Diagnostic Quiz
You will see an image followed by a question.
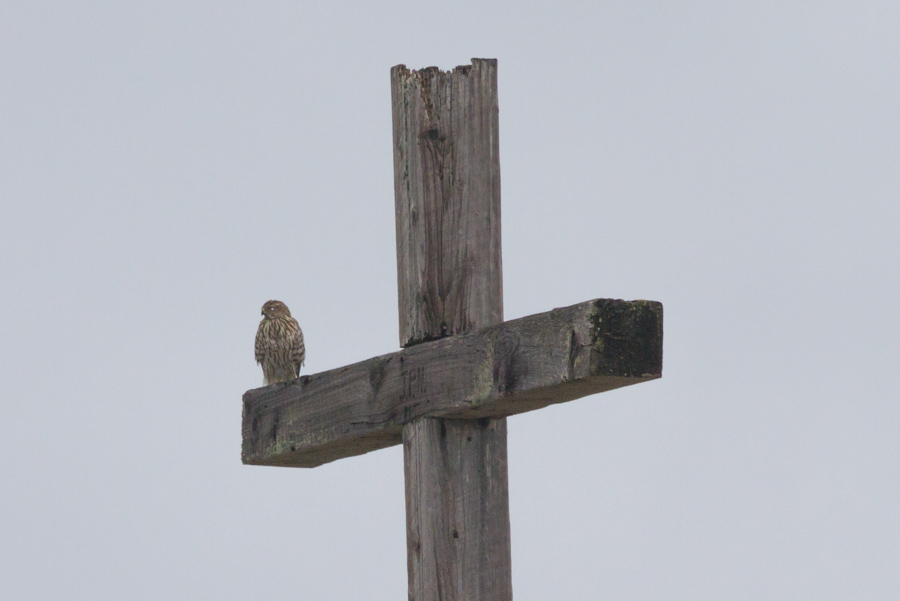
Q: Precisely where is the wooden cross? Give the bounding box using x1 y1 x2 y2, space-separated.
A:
242 59 663 601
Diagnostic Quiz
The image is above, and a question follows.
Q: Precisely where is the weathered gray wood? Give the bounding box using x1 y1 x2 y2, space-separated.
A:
392 58 508 601
404 418 512 601
240 55 665 601
241 298 663 467
391 59 502 347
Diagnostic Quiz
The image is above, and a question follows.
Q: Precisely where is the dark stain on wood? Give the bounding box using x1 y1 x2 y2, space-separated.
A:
591 299 663 378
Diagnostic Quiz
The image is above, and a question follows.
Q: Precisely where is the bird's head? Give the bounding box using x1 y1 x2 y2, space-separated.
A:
261 300 292 319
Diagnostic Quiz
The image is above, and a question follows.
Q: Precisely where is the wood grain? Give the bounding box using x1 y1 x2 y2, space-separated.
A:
391 58 502 347
241 298 663 468
404 418 512 601
392 58 509 601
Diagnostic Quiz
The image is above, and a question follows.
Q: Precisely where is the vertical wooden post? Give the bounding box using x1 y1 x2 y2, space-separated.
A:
391 59 503 347
392 59 512 601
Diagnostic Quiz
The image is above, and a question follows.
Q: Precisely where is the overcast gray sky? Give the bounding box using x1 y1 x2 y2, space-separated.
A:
2 2 898 600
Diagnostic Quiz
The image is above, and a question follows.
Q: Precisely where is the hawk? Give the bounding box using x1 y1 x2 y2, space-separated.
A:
256 300 305 384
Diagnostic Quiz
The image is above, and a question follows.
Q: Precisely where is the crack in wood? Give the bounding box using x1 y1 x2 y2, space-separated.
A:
242 298 662 468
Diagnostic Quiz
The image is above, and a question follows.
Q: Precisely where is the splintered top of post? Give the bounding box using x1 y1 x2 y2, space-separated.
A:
242 299 662 468
391 58 502 347
391 58 494 78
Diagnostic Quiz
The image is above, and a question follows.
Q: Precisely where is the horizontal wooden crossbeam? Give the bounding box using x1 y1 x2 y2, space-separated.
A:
242 298 662 468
